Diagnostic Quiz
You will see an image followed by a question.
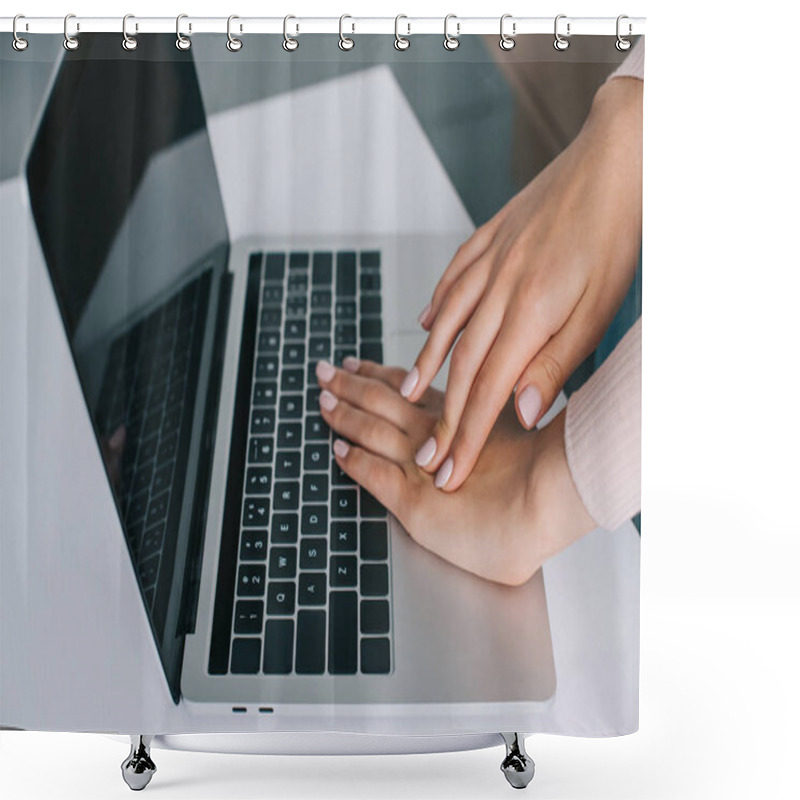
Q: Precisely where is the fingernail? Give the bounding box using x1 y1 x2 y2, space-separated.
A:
400 366 419 398
342 356 361 373
316 360 335 384
319 390 338 411
434 457 454 490
417 303 431 326
415 437 437 467
517 385 542 429
333 438 350 458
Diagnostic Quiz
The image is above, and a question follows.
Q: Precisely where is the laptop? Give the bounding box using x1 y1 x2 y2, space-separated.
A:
24 34 555 730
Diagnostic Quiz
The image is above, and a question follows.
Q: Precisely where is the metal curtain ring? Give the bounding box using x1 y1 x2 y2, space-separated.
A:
12 14 28 51
554 14 570 51
63 13 79 51
226 15 243 51
339 14 355 51
499 14 515 51
122 14 138 51
283 15 299 51
394 15 410 51
443 14 460 51
616 14 632 51
176 13 191 50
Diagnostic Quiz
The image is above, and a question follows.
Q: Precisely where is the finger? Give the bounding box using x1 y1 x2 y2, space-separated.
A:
413 298 504 473
318 391 410 463
332 439 409 514
436 311 548 492
420 221 499 329
341 356 407 392
401 258 492 403
515 302 609 430
315 360 419 432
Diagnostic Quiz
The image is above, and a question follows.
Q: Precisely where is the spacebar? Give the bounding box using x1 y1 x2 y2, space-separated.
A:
327 591 357 674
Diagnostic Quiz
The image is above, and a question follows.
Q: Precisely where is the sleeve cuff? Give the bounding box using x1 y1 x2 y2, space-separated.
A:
606 37 645 82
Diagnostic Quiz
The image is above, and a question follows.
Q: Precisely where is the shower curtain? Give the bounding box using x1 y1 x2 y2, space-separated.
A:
0 22 643 763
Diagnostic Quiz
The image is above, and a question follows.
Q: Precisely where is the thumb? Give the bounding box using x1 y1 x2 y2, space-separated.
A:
515 315 601 430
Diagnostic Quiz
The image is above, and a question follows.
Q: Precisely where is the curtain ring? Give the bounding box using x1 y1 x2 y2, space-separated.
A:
226 15 243 51
616 14 632 51
394 15 410 51
283 15 299 52
338 14 355 51
443 14 460 51
12 14 29 52
176 13 191 50
554 14 570 51
122 14 138 51
63 13 79 51
499 14 515 51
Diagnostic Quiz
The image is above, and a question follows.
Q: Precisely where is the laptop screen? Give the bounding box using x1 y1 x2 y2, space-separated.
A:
26 34 229 700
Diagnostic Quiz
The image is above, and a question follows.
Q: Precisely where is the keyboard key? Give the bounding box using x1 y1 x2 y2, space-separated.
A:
360 294 381 315
273 480 300 510
359 342 383 363
265 252 286 281
361 637 391 674
306 386 322 409
360 488 386 518
139 524 165 561
260 307 282 329
335 300 356 319
289 251 310 269
360 521 389 560
246 467 272 495
309 337 331 359
331 458 355 486
330 555 358 588
279 395 303 419
301 505 328 535
283 343 305 365
139 555 159 588
237 564 266 596
334 323 356 345
286 296 307 318
157 433 178 465
298 575 327 606
131 461 155 497
303 474 329 502
310 312 332 333
328 591 358 674
249 436 274 463
258 330 281 353
361 564 389 597
311 289 332 309
138 436 159 465
304 443 329 471
360 272 381 292
336 253 357 296
271 512 298 543
146 492 170 527
284 318 306 340
331 521 357 552
231 638 261 674
281 369 304 393
240 529 268 560
269 546 297 579
234 600 264 634
251 408 275 434
360 250 380 268
296 610 326 674
253 381 278 406
331 489 357 518
275 451 301 477
333 348 357 367
299 538 327 569
287 272 308 294
305 415 330 441
243 498 270 527
263 285 283 305
263 619 294 674
360 600 390 634
360 318 382 339
267 582 295 615
277 422 302 449
312 252 333 285
256 355 279 380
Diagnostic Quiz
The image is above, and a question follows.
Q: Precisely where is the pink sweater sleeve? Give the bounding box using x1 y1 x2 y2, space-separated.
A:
564 317 641 531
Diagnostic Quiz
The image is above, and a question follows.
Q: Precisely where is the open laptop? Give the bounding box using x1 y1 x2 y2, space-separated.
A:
24 34 555 729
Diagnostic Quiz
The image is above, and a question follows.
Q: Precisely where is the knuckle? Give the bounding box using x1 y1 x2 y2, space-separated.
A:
537 350 565 393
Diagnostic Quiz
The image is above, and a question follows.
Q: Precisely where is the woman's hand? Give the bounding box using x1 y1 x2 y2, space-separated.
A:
401 77 643 493
316 357 595 586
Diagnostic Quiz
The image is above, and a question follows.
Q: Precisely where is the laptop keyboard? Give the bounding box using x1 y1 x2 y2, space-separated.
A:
95 271 211 612
209 250 393 677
